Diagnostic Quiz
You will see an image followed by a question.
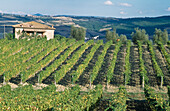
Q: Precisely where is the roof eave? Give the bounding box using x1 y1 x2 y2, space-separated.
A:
12 26 56 30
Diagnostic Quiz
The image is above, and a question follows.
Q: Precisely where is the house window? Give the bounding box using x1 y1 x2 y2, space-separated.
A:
26 31 34 36
37 32 44 37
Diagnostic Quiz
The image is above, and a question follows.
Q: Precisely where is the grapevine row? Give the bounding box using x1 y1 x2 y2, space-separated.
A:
147 41 164 88
0 38 37 59
0 84 103 111
54 85 103 111
106 41 122 85
106 86 127 111
0 38 50 74
90 40 112 84
157 41 170 69
36 40 84 83
20 38 76 83
0 84 81 110
4 38 72 82
54 40 94 84
137 40 148 88
71 40 103 83
144 85 169 110
124 40 131 86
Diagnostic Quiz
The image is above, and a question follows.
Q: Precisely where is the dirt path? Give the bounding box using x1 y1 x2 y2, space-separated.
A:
93 45 115 85
164 45 170 54
142 46 158 86
76 45 104 86
126 100 152 111
58 45 94 86
111 44 127 86
129 46 140 87
154 46 170 86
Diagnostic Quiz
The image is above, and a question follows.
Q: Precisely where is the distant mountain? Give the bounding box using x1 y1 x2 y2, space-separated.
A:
33 13 44 16
0 13 169 39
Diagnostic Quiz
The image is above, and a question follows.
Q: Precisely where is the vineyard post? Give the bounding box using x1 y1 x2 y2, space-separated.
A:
71 74 73 85
3 73 6 85
38 73 40 86
106 81 109 89
89 74 91 89
20 73 23 85
142 76 144 88
160 76 163 89
124 74 126 87
106 75 109 89
54 74 56 86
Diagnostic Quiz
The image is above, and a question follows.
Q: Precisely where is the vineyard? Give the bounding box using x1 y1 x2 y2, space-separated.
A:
0 37 169 110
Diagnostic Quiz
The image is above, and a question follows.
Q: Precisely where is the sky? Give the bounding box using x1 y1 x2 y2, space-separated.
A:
0 0 170 18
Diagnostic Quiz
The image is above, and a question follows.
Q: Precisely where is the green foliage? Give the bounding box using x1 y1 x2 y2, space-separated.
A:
124 40 131 85
106 41 122 84
112 28 119 43
131 28 149 44
144 85 169 111
54 84 103 111
106 30 113 41
167 41 170 45
147 41 164 78
70 25 86 41
38 39 83 83
54 40 94 83
106 86 127 111
105 29 119 43
137 41 149 84
157 41 170 69
0 85 82 110
120 34 127 44
71 40 103 83
90 40 112 83
153 28 168 45
54 34 65 40
5 33 14 40
168 86 170 103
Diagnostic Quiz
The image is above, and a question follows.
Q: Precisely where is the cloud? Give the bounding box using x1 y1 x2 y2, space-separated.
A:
104 0 113 5
0 10 27 15
120 11 126 15
167 7 170 11
139 11 143 14
120 3 132 7
11 11 27 15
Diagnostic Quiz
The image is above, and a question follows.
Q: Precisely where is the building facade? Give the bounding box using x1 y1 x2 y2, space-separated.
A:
12 21 55 40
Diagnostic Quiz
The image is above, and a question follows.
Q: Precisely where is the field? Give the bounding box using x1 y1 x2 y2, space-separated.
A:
0 13 170 39
0 37 169 110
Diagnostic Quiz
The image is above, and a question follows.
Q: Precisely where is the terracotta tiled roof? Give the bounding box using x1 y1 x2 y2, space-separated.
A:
12 21 55 30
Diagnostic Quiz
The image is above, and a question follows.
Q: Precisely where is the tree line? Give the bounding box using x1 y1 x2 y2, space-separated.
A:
70 25 169 45
4 25 169 45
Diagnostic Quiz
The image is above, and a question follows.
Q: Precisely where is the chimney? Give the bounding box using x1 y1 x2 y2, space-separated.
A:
52 25 54 28
30 24 33 27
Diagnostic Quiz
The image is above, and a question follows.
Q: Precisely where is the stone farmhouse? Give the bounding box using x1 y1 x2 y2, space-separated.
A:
12 21 55 40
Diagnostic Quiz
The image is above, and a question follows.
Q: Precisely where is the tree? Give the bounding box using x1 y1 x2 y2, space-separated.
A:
112 28 119 43
131 28 148 44
162 29 168 44
153 28 162 44
105 29 119 43
105 30 113 41
120 34 127 44
153 28 168 45
70 25 86 41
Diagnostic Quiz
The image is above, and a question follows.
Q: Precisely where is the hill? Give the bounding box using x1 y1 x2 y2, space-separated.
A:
0 13 170 39
0 37 169 110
